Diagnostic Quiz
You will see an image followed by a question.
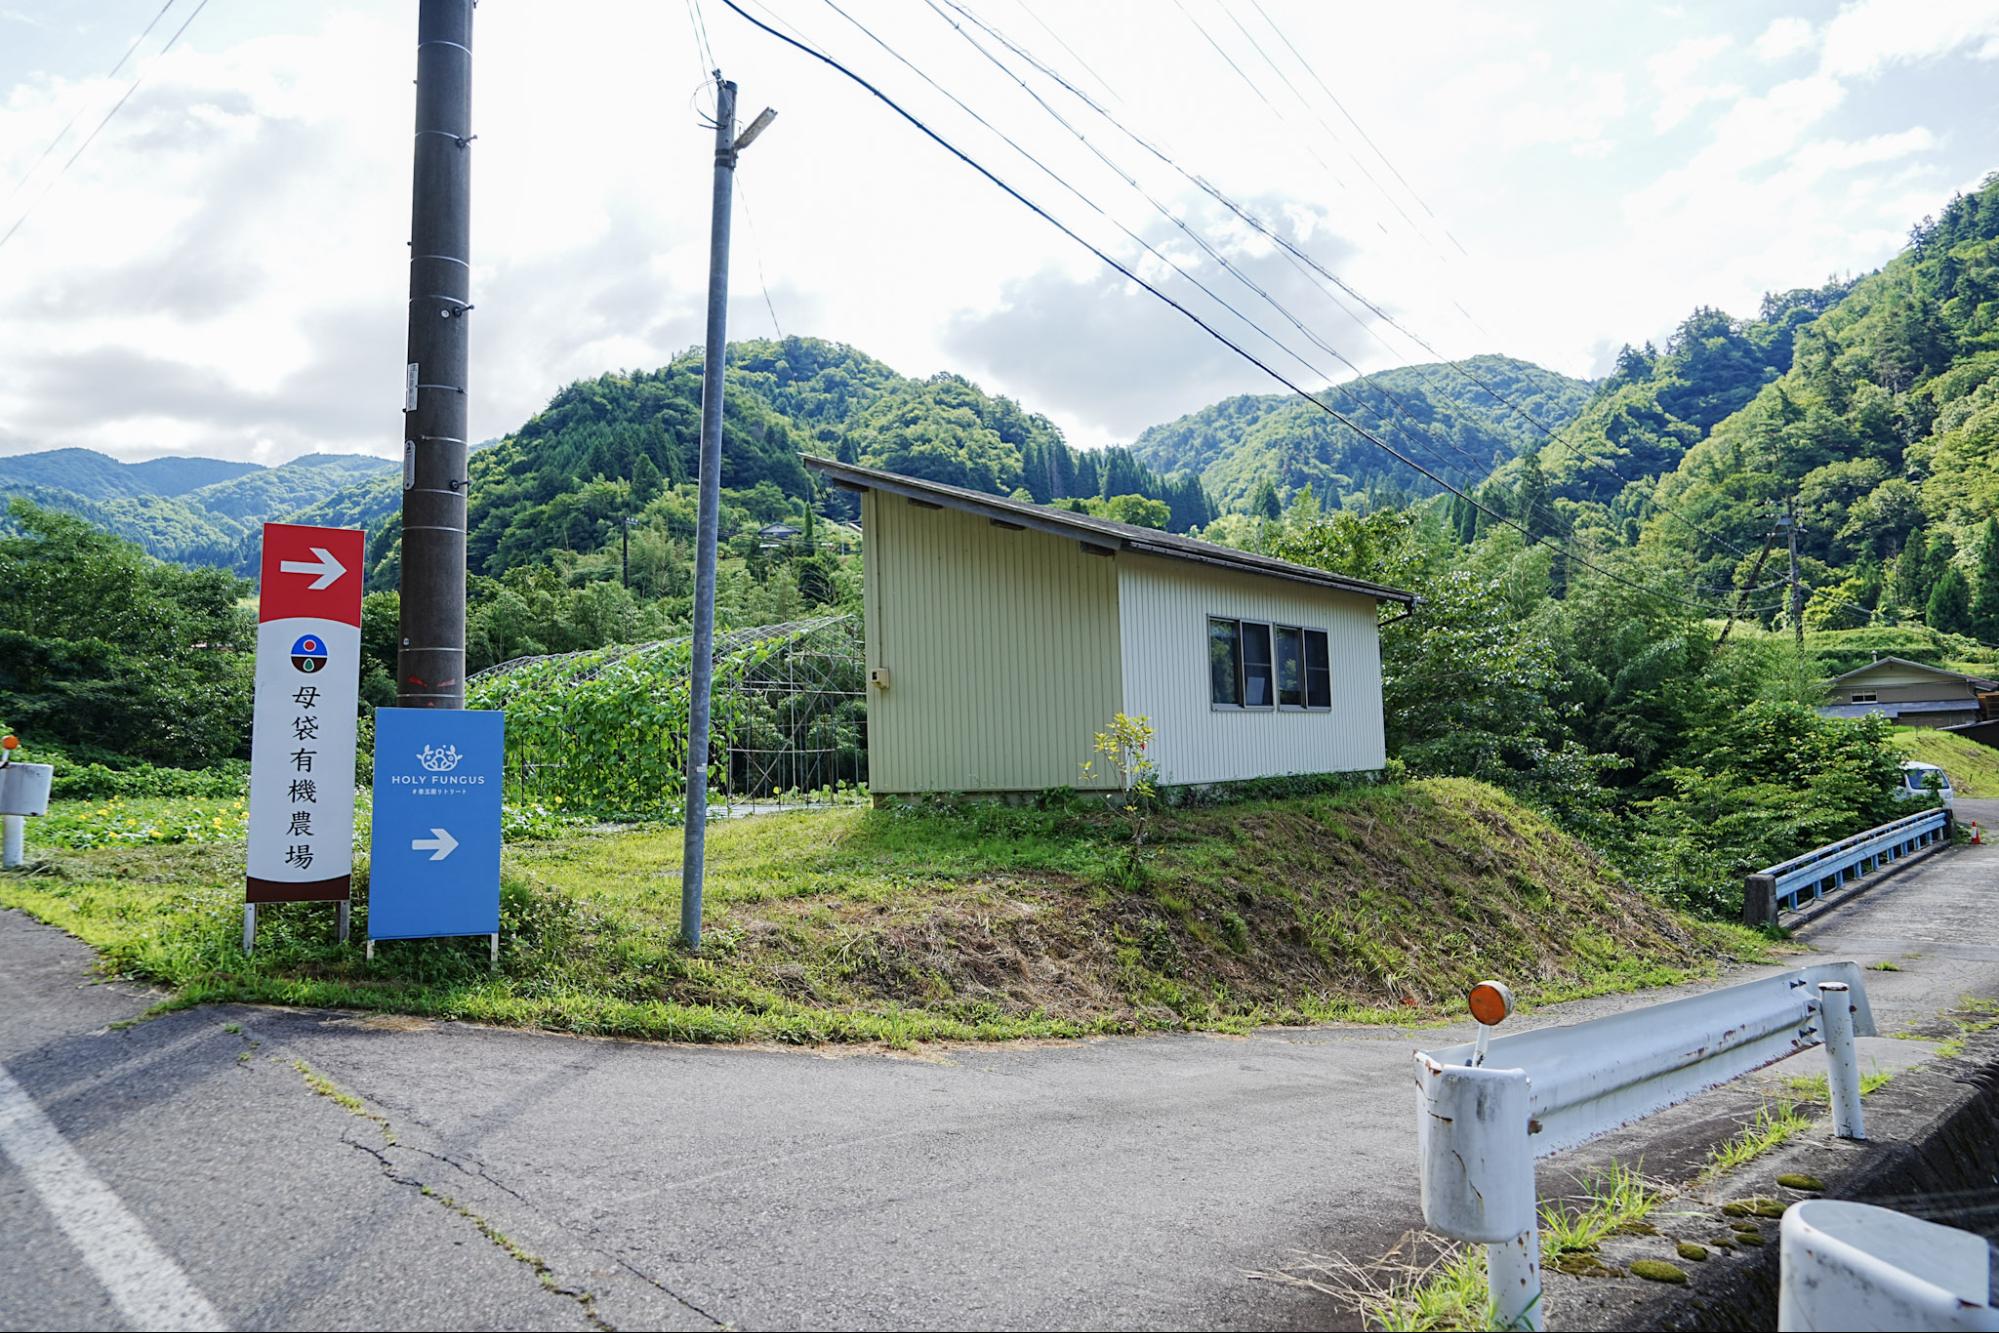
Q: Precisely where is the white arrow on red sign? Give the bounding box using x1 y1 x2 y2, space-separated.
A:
278 546 349 591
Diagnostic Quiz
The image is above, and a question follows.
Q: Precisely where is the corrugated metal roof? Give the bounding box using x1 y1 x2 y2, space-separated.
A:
1818 700 1983 719
1827 655 1999 690
804 456 1419 605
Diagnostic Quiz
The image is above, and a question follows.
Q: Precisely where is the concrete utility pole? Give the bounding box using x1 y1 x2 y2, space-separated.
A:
397 0 475 710
681 75 776 950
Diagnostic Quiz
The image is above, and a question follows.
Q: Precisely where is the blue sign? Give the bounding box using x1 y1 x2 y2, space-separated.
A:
368 707 504 942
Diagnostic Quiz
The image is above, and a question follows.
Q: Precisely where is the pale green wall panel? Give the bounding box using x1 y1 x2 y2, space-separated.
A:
862 491 1124 793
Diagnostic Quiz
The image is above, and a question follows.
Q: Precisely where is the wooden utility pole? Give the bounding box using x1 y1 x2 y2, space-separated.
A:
398 0 475 709
680 75 776 951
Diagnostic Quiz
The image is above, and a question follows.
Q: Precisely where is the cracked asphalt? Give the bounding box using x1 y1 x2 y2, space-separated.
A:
4 801 1997 1331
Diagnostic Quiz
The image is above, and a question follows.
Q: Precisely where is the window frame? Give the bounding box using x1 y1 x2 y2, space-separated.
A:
1207 614 1334 713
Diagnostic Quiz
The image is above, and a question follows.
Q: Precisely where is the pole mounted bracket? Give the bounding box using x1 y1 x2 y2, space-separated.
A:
440 302 474 319
734 107 778 153
454 133 478 148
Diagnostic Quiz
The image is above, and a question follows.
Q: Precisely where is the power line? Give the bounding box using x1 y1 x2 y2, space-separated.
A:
1209 0 1453 270
1243 0 1466 255
0 0 210 255
926 0 1769 589
2 0 180 209
734 175 784 339
934 0 1766 570
826 0 1501 500
685 0 719 73
1008 0 1121 107
716 0 1785 621
903 0 1525 489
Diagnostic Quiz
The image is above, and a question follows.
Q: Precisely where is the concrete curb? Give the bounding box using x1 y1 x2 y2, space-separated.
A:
1545 1025 1999 1331
1780 839 1954 932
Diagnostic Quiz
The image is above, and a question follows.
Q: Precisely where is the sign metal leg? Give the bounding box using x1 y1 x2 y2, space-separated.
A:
365 938 374 962
489 933 499 971
242 903 256 955
336 900 350 945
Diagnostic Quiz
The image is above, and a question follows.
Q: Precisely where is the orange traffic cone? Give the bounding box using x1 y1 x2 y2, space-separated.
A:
1973 821 1983 845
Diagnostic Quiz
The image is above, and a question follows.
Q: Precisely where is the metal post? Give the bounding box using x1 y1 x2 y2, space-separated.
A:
680 74 737 952
1417 1062 1543 1331
1 814 21 870
336 900 350 945
242 903 256 955
1488 1228 1545 1333
1819 981 1866 1140
397 0 475 710
1785 498 1804 651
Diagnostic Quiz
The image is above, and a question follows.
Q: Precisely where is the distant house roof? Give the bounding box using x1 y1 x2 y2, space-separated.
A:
1826 656 1999 691
1818 700 1984 720
805 457 1419 605
759 522 801 536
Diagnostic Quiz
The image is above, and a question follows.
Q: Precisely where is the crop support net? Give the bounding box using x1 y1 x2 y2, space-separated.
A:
466 614 867 820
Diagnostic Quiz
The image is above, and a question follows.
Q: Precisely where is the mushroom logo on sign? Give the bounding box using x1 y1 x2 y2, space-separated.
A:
290 633 330 674
416 743 462 773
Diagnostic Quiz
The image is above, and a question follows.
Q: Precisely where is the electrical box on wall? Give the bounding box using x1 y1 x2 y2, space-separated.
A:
869 667 892 691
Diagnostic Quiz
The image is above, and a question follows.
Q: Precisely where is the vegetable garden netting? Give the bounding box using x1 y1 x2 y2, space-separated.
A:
466 614 866 821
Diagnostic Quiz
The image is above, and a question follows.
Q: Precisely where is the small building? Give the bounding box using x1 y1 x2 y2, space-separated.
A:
757 521 802 549
806 457 1416 795
1818 656 1998 730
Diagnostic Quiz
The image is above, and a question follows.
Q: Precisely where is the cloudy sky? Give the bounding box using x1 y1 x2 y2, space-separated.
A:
2 0 1996 465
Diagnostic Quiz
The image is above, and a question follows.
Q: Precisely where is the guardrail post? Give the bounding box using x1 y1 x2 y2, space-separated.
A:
1744 872 1779 927
1416 1061 1542 1331
1818 981 1865 1140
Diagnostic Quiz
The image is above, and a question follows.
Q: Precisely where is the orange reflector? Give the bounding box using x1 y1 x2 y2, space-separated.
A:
0 735 16 750
1468 980 1514 1027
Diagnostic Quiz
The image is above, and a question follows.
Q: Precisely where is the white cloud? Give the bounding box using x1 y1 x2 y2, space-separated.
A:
1819 0 1999 78
0 0 1993 466
1647 34 1739 132
1752 17 1817 62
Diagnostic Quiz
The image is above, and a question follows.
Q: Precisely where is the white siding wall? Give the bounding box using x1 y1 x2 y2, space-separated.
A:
1117 554 1386 786
863 491 1124 793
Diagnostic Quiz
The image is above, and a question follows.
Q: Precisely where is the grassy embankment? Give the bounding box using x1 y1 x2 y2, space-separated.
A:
1893 726 1999 797
0 777 1766 1045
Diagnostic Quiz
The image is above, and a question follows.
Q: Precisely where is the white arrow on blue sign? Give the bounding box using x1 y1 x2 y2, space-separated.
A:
368 708 502 943
411 828 459 860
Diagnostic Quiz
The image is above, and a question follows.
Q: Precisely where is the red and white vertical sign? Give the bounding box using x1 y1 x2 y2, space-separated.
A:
247 523 365 903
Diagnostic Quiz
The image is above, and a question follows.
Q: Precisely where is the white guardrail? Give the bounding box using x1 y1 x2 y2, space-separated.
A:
1413 963 1874 1331
1780 1200 1999 1331
1744 807 1950 925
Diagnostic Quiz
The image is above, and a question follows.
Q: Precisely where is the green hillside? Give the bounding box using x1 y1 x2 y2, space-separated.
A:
1621 175 1999 632
0 450 396 569
0 446 259 499
1128 353 1592 510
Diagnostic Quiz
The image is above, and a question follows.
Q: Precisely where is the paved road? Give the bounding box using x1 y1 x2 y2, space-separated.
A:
4 803 1997 1332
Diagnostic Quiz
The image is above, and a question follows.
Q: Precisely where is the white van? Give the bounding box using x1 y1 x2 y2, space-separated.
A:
1896 761 1956 811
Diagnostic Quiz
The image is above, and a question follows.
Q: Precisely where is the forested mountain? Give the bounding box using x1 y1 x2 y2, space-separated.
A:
0 451 396 568
0 447 260 499
1128 354 1592 511
1596 176 1999 636
337 338 1219 587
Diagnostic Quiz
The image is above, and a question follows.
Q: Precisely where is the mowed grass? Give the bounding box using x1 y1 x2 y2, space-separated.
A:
0 778 1766 1046
1893 726 1999 798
